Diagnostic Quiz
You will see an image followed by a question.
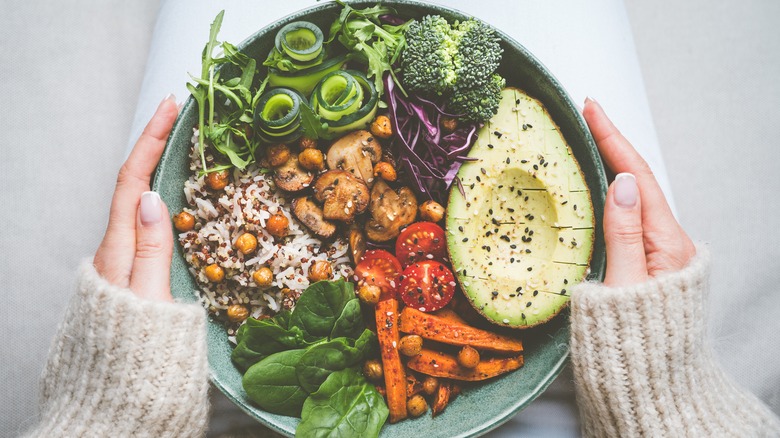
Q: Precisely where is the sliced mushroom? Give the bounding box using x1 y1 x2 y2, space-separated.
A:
326 130 382 187
273 155 314 192
291 196 337 239
348 224 367 263
365 180 418 242
312 170 370 222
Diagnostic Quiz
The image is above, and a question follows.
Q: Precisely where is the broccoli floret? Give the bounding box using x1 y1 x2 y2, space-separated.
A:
447 73 505 123
401 16 505 123
401 15 457 95
452 19 502 90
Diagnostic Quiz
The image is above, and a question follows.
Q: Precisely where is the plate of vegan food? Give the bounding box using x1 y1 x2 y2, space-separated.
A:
153 1 607 436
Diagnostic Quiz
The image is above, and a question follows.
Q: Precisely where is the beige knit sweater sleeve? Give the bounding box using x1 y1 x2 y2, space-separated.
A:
24 261 210 438
570 247 780 437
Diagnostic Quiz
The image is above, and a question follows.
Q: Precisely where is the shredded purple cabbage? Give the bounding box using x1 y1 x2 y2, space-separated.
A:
384 74 479 204
379 14 407 26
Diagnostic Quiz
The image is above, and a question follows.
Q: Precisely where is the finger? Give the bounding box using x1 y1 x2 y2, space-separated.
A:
603 173 649 287
129 191 174 302
110 94 179 234
582 98 679 234
95 95 178 286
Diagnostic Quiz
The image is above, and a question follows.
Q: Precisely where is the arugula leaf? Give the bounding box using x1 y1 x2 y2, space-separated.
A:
327 2 409 96
242 349 309 417
296 368 388 438
298 103 329 140
187 10 266 173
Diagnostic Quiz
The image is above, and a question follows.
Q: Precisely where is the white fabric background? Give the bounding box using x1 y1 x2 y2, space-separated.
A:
1 0 778 437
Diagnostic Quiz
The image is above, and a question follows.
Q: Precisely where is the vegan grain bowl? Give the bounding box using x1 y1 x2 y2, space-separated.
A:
155 1 607 437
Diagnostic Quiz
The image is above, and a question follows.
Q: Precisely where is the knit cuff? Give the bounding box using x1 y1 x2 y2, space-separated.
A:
569 246 780 437
29 261 210 437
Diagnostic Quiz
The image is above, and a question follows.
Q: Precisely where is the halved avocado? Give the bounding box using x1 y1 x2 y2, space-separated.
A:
446 88 594 329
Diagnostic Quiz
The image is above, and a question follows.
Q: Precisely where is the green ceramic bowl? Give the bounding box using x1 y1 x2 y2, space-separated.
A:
153 1 607 436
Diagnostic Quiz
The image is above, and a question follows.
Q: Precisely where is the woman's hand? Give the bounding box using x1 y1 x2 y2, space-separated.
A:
583 97 696 287
93 95 179 302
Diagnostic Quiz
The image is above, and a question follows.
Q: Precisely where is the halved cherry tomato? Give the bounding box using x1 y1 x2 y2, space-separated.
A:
355 250 402 299
395 222 447 268
399 260 456 312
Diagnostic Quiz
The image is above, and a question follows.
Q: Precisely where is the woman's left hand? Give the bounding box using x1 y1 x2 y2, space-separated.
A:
93 95 179 302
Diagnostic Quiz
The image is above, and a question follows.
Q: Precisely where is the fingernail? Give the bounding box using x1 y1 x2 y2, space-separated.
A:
584 96 596 105
140 191 162 225
161 93 176 105
613 173 638 208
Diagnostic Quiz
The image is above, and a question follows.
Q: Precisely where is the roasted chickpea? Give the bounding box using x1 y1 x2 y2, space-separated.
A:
298 136 317 149
298 148 325 171
204 264 225 283
421 376 439 396
407 394 428 417
206 169 230 190
253 267 274 288
419 200 445 222
370 114 393 139
267 144 291 167
441 116 458 133
266 212 289 238
308 260 333 282
234 232 258 255
357 283 381 306
363 359 384 382
173 211 195 232
399 335 423 357
227 304 249 323
457 345 480 369
373 161 397 182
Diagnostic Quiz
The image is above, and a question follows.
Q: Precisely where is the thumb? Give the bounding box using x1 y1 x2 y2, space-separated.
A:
603 173 648 287
129 191 174 302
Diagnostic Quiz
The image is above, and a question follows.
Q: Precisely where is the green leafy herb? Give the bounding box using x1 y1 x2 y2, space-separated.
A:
188 11 267 174
327 1 410 97
242 349 309 417
298 103 329 140
296 368 389 438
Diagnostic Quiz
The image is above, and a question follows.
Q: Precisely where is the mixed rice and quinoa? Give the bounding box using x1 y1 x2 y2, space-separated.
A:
177 129 353 337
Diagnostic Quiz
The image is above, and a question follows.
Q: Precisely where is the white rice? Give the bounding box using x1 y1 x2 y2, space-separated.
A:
178 129 352 329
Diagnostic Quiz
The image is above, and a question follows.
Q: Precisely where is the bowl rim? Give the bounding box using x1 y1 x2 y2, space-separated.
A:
154 1 606 436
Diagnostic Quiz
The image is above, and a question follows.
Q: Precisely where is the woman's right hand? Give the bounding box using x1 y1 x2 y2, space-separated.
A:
583 97 696 287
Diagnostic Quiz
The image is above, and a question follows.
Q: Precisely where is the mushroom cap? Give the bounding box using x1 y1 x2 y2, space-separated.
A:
273 155 314 192
313 170 370 223
326 130 382 187
366 180 418 242
291 196 337 239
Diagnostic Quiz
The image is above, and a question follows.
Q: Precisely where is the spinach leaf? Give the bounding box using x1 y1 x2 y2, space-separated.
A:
330 298 365 340
289 279 354 341
231 315 310 371
295 329 376 393
242 349 309 417
296 368 388 438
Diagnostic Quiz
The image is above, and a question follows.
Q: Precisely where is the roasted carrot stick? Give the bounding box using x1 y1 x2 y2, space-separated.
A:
375 298 407 423
399 307 523 354
407 348 524 381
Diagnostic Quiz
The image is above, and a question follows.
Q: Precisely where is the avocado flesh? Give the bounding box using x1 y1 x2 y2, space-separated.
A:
446 88 594 328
